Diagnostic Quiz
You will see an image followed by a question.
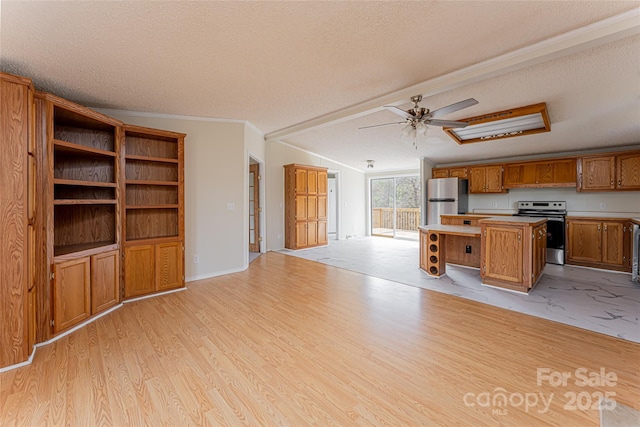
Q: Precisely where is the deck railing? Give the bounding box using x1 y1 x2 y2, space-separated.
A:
372 208 420 231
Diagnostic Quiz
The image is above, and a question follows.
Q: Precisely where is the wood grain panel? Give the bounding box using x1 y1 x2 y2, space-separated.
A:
54 205 116 251
91 250 120 314
54 185 115 200
53 153 115 183
124 135 178 159
317 170 327 194
602 222 624 266
295 195 307 221
579 156 615 191
0 74 29 367
124 245 155 298
431 168 449 178
125 208 178 241
307 196 318 221
307 170 318 194
317 195 327 220
566 220 602 263
54 125 114 152
125 184 177 205
317 221 327 245
53 257 91 333
295 168 307 193
155 242 183 291
0 252 638 425
445 235 481 267
483 226 522 282
125 160 178 182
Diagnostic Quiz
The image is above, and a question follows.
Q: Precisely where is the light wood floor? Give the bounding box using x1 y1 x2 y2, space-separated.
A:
1 252 638 426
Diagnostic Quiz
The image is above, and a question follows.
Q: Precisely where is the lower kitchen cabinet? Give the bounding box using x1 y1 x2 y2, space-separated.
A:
566 218 632 272
124 241 184 299
481 219 547 293
52 250 121 334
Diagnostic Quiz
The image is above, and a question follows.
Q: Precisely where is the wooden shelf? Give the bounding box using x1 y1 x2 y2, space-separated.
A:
53 241 117 258
125 154 178 164
125 180 179 186
53 139 116 157
125 204 179 210
54 199 117 205
54 179 117 188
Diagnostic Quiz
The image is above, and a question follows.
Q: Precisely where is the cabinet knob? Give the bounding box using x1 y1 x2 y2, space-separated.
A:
597 225 601 231
618 180 621 185
604 225 608 232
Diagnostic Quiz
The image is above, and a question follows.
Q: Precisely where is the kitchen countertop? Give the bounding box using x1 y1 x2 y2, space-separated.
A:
478 216 547 226
419 225 481 237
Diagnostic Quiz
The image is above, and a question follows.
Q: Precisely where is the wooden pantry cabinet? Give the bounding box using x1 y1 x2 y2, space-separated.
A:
0 72 34 367
122 125 185 298
284 164 328 249
566 218 633 272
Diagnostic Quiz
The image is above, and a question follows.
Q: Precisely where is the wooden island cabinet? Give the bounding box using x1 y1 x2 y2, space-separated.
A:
480 217 547 293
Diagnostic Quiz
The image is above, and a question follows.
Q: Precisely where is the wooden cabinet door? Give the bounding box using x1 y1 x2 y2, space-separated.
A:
566 221 602 263
317 221 327 245
469 167 486 193
579 156 615 191
485 165 504 192
307 196 318 221
295 222 307 248
532 224 547 282
616 153 640 190
602 222 624 266
91 250 120 314
53 257 91 333
504 163 535 187
156 242 183 291
432 168 449 178
482 226 523 283
317 195 327 220
295 168 307 193
317 171 328 194
419 230 429 270
295 195 307 221
124 245 155 298
449 167 468 179
307 222 318 246
307 170 318 194
550 159 577 185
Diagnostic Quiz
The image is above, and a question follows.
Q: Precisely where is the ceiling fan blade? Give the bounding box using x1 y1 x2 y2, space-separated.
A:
359 121 406 130
429 98 479 118
427 119 470 128
383 105 414 120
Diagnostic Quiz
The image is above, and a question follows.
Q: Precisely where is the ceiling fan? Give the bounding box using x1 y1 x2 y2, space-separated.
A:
360 95 479 148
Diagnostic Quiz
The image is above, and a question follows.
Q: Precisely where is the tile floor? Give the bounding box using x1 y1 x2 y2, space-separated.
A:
279 236 640 343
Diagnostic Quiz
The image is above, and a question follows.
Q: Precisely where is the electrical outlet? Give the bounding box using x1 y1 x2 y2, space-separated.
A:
599 202 606 210
491 202 498 208
193 255 199 264
465 245 472 254
277 234 282 240
227 202 235 211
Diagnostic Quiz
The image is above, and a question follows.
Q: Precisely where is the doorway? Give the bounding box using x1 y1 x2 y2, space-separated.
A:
371 175 420 240
327 173 337 240
249 160 260 258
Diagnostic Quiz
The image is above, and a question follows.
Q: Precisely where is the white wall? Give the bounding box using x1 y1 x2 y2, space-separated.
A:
469 188 640 217
265 140 366 250
98 110 255 281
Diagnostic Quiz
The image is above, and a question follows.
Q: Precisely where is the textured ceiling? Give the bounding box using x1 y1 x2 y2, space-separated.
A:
1 1 639 171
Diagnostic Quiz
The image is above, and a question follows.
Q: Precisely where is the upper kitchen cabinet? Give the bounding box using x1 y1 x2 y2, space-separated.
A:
504 159 576 189
578 151 640 191
469 165 505 194
432 167 468 179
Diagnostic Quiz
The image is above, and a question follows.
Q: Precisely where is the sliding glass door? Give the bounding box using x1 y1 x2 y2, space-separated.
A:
371 176 420 239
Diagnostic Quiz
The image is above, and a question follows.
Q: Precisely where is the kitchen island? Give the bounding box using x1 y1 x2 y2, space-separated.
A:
420 216 547 293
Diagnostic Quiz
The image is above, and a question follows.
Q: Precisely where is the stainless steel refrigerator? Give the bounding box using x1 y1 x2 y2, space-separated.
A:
426 178 469 225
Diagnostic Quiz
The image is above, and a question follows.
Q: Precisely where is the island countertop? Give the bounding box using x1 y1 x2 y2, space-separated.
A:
418 224 481 237
478 216 547 226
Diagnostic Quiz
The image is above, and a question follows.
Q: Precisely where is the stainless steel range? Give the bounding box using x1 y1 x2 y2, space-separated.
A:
516 201 567 265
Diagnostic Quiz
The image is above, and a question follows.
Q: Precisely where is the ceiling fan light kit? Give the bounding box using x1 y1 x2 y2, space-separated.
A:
443 102 551 144
360 95 479 149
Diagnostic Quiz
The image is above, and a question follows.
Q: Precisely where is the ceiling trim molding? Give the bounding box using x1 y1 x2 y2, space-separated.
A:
271 139 363 173
265 9 640 142
94 107 255 127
